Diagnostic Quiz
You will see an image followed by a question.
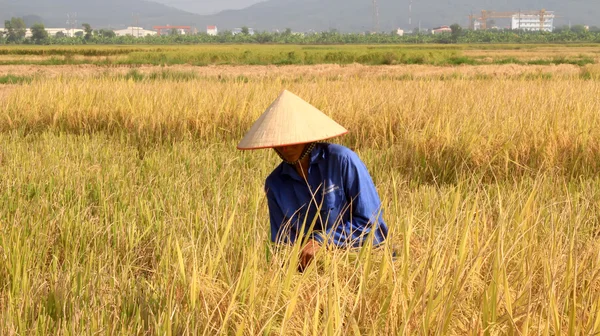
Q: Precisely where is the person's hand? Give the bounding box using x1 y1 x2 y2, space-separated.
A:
298 239 321 272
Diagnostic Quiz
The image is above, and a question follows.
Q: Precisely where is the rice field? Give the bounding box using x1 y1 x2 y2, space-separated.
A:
1 45 600 335
0 44 598 66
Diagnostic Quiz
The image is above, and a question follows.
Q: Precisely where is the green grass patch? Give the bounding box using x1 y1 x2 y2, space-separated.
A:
0 75 33 84
579 67 600 80
520 72 554 80
443 56 478 65
117 69 200 82
122 69 146 81
494 57 525 65
526 57 595 66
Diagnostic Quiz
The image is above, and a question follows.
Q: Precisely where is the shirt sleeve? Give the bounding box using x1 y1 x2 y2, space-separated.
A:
265 181 286 244
341 151 385 243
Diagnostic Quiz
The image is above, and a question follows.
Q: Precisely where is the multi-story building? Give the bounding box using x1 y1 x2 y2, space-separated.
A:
511 12 555 32
207 26 218 36
114 27 157 37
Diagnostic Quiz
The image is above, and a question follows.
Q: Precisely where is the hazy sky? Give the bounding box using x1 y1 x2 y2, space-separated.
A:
155 0 264 14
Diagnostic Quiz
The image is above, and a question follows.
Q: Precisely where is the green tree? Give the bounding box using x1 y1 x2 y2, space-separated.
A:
170 28 179 35
254 31 273 43
74 31 84 38
450 23 462 35
571 25 587 33
30 23 48 44
241 26 250 35
55 31 66 38
96 29 116 38
4 17 26 43
450 23 463 42
82 23 93 40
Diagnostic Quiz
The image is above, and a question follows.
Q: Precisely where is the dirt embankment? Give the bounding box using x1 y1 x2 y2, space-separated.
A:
0 63 587 79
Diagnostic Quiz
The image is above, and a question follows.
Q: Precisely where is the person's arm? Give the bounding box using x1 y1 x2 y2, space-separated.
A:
341 151 387 246
265 183 286 244
266 182 321 271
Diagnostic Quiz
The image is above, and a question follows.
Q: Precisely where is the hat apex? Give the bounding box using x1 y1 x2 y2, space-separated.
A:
237 90 348 150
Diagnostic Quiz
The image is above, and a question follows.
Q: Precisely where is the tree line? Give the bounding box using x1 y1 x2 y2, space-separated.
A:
2 19 600 45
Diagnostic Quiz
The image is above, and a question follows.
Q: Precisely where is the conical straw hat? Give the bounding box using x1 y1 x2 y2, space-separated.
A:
237 90 348 150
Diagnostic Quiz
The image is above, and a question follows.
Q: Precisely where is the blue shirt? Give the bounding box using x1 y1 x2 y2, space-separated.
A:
265 143 388 248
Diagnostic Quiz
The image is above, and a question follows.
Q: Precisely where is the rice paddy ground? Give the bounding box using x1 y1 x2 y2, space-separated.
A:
0 45 599 335
0 44 598 66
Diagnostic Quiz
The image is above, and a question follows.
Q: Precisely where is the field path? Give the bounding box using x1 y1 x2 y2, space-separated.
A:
0 63 584 79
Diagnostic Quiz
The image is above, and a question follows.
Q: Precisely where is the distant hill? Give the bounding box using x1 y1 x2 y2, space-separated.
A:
0 0 597 32
196 0 599 32
0 0 199 29
157 0 264 15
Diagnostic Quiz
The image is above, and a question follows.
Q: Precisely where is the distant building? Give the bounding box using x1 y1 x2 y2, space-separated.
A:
431 26 452 34
45 28 68 37
64 28 85 37
22 27 83 38
207 25 218 36
396 29 404 36
232 27 255 35
153 25 195 36
511 12 555 32
114 27 157 37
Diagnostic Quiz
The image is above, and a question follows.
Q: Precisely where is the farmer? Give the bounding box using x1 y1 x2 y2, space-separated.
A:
237 90 388 270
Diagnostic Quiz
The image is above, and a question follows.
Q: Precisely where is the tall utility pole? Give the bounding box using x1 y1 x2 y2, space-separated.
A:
66 13 77 37
132 13 139 37
372 0 379 32
409 0 412 26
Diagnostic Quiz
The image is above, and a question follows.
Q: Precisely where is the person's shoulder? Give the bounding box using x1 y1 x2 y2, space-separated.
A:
265 163 285 188
323 143 359 161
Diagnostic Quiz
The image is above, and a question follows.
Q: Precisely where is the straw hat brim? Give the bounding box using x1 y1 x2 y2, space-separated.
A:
237 90 348 150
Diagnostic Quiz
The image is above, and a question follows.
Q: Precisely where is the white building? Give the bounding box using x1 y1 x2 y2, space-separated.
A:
207 25 218 36
22 28 84 38
431 26 452 34
511 12 555 32
67 28 85 37
45 28 68 37
47 28 83 37
396 28 404 36
114 27 157 37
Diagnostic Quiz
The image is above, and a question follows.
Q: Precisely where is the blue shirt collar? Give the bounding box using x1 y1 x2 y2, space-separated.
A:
280 143 326 178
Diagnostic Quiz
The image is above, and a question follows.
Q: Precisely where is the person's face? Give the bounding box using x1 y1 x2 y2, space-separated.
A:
274 144 307 163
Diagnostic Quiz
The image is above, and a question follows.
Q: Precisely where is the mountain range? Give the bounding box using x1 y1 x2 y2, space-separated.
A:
0 0 596 33
158 0 263 15
0 0 198 29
